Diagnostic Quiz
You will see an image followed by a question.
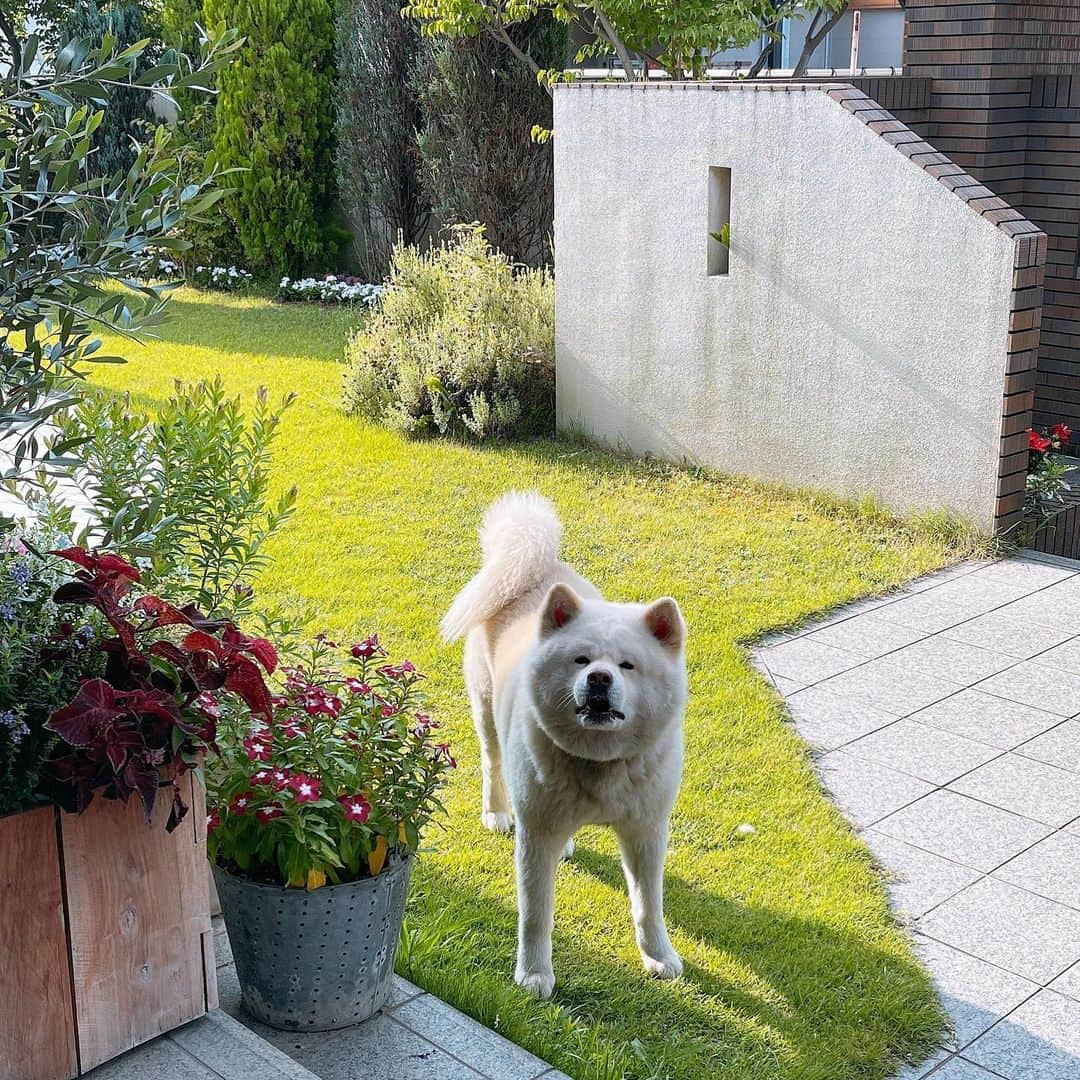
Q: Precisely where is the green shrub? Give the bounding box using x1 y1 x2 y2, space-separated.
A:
52 377 297 629
334 0 429 279
414 17 567 267
203 0 337 277
343 225 554 441
57 1 161 179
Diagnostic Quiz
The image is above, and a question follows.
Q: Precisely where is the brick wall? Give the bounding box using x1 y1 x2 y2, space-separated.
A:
902 0 1080 439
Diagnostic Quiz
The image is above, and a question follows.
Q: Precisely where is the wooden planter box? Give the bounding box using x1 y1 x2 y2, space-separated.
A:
0 775 217 1079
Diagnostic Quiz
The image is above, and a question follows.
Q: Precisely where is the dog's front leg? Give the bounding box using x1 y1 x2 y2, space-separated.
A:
514 824 568 999
616 820 683 979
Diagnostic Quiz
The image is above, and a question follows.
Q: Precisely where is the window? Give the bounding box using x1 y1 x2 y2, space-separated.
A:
707 167 731 277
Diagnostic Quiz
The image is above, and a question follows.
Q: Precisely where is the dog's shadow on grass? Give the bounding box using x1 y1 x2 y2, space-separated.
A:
410 845 946 1079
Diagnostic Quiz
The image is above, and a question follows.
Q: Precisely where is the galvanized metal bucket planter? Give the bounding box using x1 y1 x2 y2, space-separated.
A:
213 853 412 1031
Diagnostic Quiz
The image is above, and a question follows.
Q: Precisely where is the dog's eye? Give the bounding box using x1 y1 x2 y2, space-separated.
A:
574 655 590 665
619 661 635 670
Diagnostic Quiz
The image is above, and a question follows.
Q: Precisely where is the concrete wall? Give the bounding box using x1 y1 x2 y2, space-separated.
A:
553 82 1021 530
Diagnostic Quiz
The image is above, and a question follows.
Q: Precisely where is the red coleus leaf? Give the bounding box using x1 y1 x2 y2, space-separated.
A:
134 596 225 633
115 688 182 726
224 656 275 721
103 718 144 773
123 759 160 820
221 626 278 674
47 679 123 747
48 548 142 582
182 630 224 661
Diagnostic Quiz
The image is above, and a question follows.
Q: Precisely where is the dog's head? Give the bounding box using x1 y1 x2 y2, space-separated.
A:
527 583 688 761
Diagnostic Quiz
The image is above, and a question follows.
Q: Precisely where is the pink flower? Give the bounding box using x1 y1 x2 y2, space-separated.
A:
229 790 254 814
251 769 273 785
287 775 321 803
1052 423 1072 443
377 661 419 681
207 808 221 833
380 702 399 718
435 743 457 769
345 678 371 695
350 635 384 660
269 767 291 789
256 804 283 823
338 793 371 823
315 632 338 647
244 740 271 762
1030 430 1052 453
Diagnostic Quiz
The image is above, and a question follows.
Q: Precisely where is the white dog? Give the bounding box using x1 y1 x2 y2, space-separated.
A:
442 492 687 999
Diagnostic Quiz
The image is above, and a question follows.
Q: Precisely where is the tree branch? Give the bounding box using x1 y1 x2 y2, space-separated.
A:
486 21 541 78
593 7 638 82
791 4 848 77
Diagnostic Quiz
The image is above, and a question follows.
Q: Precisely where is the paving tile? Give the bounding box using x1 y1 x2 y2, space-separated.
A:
892 1048 951 1078
926 575 1037 613
1033 638 1080 678
804 612 927 658
814 657 963 715
972 559 1076 589
918 878 1080 984
930 1059 1012 1079
949 754 1080 827
911 935 1039 1049
1049 961 1080 1001
909 689 1062 750
394 994 551 1080
816 751 933 827
944 610 1073 660
782 684 900 750
168 1011 323 1080
863 831 981 918
756 637 864 685
234 1010 482 1080
964 989 1080 1080
877 593 986 634
85 1040 219 1080
993 831 1080 909
388 977 426 1008
770 674 805 697
974 660 1080 717
874 790 1052 872
883 638 1016 686
844 719 1001 785
998 591 1080 631
1017 720 1080 773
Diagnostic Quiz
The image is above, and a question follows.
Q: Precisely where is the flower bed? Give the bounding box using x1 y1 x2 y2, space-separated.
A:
278 274 384 306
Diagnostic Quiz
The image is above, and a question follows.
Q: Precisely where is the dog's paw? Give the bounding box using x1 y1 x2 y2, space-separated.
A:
562 837 575 860
641 950 683 980
481 811 514 834
515 969 556 1000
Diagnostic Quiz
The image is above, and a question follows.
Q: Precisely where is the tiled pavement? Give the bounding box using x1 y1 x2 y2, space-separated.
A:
89 917 569 1080
753 552 1080 1080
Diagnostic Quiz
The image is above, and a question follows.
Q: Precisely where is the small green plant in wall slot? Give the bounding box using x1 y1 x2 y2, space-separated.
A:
710 223 731 248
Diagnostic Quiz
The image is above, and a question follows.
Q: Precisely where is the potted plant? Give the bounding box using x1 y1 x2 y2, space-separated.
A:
207 634 454 1031
0 542 277 1079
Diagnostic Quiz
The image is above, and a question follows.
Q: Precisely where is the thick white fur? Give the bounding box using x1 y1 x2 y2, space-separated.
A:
443 492 687 999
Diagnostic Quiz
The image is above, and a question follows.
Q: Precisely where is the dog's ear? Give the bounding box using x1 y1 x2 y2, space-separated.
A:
539 583 582 637
643 598 685 651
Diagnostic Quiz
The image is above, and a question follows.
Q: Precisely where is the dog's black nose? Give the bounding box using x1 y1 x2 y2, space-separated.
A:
587 669 612 689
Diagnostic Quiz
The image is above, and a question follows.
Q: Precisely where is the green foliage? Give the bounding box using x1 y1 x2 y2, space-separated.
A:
404 0 845 81
0 529 107 815
0 18 239 477
57 1 161 179
334 0 429 279
52 377 297 626
204 0 337 277
161 0 246 270
414 16 567 266
343 225 554 441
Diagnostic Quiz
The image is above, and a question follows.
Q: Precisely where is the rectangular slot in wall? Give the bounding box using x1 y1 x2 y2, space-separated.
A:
707 166 731 277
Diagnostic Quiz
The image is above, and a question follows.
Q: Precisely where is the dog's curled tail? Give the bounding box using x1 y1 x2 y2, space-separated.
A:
441 491 562 642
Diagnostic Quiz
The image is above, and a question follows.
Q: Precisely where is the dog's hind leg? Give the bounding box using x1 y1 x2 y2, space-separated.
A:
464 629 512 833
615 820 683 980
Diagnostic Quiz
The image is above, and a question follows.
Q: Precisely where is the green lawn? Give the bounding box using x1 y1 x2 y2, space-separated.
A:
94 289 969 1080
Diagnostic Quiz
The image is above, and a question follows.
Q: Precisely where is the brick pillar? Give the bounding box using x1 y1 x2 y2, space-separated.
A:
903 1 1080 438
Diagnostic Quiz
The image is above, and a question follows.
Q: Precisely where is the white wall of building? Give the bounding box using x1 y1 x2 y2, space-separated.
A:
553 84 1017 529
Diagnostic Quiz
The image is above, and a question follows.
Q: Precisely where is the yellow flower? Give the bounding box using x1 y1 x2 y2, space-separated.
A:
368 835 388 876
